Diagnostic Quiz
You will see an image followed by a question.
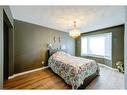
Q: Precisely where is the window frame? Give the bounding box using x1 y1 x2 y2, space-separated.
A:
81 32 112 59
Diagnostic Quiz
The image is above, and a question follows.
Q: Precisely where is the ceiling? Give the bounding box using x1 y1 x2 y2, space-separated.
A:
10 6 125 33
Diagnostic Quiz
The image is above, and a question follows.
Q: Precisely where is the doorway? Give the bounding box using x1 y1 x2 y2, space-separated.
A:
3 11 13 80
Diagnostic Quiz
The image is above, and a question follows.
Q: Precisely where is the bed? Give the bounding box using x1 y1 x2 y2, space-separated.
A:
48 49 100 89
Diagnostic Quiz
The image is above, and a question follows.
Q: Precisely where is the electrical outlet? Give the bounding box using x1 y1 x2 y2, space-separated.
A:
41 61 44 65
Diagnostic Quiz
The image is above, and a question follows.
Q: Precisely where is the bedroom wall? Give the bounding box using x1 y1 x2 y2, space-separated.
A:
0 6 14 88
76 25 124 69
14 20 75 74
125 6 127 89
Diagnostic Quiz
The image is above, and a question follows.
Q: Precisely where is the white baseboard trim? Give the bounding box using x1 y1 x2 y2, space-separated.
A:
98 63 118 71
8 66 49 79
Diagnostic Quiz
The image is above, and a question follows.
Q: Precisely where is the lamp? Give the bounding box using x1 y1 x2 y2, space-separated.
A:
69 21 81 38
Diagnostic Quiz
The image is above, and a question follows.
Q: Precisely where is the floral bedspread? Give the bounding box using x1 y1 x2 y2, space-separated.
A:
48 51 99 89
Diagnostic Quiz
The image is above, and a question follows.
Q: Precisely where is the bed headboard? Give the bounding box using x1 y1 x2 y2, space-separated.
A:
47 48 66 59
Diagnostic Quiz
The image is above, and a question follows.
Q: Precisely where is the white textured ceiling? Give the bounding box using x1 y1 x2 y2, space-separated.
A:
10 6 125 33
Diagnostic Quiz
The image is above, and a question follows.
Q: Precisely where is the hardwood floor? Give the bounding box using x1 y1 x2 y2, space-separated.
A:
86 64 124 89
4 65 124 89
4 68 71 89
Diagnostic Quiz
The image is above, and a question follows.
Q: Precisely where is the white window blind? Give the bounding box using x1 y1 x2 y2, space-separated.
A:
81 33 112 59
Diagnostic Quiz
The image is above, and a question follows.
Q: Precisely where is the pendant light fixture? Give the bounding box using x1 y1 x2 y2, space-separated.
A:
69 21 81 38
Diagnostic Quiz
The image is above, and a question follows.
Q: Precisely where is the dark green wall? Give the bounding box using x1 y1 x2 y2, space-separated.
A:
112 26 124 68
14 20 75 74
76 25 124 68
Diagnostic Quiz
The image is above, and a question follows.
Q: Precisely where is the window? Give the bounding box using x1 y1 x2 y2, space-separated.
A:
81 33 112 59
